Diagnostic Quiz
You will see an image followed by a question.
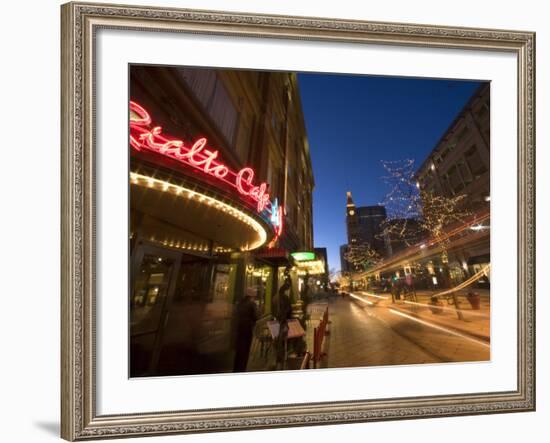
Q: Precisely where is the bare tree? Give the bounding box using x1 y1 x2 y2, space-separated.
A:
344 242 381 272
378 159 471 249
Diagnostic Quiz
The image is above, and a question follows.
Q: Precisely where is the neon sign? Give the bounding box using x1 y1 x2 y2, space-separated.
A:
291 251 316 262
270 198 284 238
130 101 283 240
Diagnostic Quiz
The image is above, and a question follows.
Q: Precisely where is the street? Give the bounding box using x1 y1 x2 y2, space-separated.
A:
308 293 490 369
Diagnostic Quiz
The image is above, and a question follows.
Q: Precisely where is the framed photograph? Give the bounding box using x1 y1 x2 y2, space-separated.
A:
61 1 535 440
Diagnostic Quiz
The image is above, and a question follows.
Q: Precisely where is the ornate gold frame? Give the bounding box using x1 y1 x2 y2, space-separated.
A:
61 2 536 440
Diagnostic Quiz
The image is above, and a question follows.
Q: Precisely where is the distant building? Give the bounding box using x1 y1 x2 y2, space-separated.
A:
345 191 389 257
340 244 351 274
314 247 329 287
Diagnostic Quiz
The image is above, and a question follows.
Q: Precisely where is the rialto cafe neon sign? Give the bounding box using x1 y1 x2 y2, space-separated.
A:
129 100 283 241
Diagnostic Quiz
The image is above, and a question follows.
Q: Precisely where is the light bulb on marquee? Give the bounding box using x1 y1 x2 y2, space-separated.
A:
129 100 284 243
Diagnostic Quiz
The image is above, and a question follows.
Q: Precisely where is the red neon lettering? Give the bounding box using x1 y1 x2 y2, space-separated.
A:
250 183 269 212
182 138 229 178
130 101 152 126
130 101 276 219
236 168 255 195
139 127 183 153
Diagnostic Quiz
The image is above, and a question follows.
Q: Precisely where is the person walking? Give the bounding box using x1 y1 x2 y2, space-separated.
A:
271 279 292 369
233 287 259 372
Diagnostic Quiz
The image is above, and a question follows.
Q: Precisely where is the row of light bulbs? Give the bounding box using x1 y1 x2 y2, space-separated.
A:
148 237 232 254
151 237 209 252
130 172 267 250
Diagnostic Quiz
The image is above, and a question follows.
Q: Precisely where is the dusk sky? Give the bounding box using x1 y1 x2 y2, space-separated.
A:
297 73 484 273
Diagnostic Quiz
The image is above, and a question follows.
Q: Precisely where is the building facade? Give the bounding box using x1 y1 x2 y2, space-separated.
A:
415 83 490 213
360 83 491 291
129 65 314 376
413 82 490 288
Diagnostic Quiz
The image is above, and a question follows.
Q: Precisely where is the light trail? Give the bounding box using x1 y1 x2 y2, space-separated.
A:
348 293 374 305
402 300 490 319
357 291 389 300
429 265 490 298
389 308 490 348
356 211 490 278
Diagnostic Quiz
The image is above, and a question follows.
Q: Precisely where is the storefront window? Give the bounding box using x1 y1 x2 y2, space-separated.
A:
245 264 273 316
179 68 238 146
131 254 174 336
130 251 177 376
472 262 491 289
156 256 237 375
448 264 466 286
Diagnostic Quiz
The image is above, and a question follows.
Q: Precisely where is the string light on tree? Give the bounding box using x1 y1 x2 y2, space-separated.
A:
378 159 471 250
378 159 423 247
343 242 381 272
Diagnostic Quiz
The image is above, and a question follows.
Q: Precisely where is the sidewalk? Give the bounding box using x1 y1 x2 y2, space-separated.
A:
359 289 490 342
246 297 333 372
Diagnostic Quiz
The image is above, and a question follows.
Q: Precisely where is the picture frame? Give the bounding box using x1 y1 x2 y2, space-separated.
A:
60 1 536 440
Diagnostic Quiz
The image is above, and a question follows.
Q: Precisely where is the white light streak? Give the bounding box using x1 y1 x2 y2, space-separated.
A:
358 291 389 300
349 293 374 305
389 308 490 348
402 300 490 319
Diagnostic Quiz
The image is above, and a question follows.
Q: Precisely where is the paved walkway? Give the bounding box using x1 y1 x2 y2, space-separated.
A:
347 293 490 362
246 291 490 372
358 289 490 341
315 298 441 368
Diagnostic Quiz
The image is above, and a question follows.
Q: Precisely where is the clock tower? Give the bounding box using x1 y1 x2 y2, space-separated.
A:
346 191 360 245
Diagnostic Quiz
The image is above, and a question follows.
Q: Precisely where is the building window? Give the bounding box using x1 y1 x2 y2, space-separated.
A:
271 112 283 144
180 68 238 147
447 165 465 194
456 126 469 144
477 103 489 120
266 154 280 200
441 174 454 196
295 202 301 231
465 145 488 177
266 154 273 189
273 167 281 200
458 161 473 184
235 116 252 164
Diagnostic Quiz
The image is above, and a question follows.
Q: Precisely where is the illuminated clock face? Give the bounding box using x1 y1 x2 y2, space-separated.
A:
349 210 355 216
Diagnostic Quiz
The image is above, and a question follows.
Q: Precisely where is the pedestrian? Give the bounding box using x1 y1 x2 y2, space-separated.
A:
271 279 292 369
233 287 259 372
394 278 402 301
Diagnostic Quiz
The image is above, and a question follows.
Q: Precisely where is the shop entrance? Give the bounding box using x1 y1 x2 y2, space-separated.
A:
130 242 239 377
129 244 181 376
129 244 183 376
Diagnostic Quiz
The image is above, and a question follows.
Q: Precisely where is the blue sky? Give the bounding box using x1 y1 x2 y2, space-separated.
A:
297 73 483 272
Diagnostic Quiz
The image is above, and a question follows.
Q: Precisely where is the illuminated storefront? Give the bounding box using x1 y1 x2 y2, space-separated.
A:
128 66 313 376
291 249 329 294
